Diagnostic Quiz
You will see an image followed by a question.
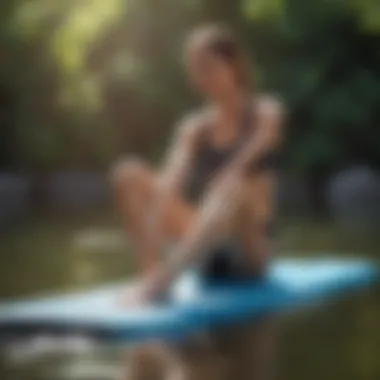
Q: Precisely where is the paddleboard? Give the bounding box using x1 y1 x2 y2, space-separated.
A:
0 257 377 343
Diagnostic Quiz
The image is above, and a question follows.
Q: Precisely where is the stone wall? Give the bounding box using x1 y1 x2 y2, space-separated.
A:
0 167 379 231
0 174 32 228
327 166 380 231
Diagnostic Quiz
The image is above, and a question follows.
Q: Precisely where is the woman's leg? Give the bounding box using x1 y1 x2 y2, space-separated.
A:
219 177 277 380
162 172 267 277
112 158 195 380
115 166 273 380
111 157 194 271
163 175 276 380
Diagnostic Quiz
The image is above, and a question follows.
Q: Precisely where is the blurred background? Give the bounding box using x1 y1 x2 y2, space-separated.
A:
0 0 379 379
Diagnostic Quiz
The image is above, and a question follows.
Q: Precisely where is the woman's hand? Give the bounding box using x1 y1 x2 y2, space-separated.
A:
126 265 173 306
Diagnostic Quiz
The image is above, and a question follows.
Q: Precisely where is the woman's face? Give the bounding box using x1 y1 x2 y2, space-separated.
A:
186 48 236 98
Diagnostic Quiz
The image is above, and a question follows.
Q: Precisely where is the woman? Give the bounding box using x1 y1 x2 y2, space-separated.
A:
114 25 284 380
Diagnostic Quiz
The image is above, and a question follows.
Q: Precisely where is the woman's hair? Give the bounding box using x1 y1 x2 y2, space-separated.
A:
185 24 250 87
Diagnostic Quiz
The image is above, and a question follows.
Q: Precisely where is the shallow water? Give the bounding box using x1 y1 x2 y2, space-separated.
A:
0 216 379 380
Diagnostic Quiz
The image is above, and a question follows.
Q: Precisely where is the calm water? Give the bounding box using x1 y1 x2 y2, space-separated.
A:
0 215 379 380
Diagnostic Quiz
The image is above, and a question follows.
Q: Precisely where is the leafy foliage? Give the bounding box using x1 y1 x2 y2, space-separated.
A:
1 0 379 173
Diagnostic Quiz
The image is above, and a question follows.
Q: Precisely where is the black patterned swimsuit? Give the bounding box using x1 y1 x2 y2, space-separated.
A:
181 100 279 281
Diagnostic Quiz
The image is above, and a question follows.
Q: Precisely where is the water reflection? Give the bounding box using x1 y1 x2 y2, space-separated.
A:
2 338 120 380
0 217 379 380
120 317 280 380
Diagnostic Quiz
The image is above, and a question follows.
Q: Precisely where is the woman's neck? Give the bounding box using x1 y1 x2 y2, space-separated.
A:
212 87 248 130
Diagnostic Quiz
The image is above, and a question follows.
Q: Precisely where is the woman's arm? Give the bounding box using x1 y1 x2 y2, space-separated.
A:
140 113 203 271
158 114 202 197
229 96 285 174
